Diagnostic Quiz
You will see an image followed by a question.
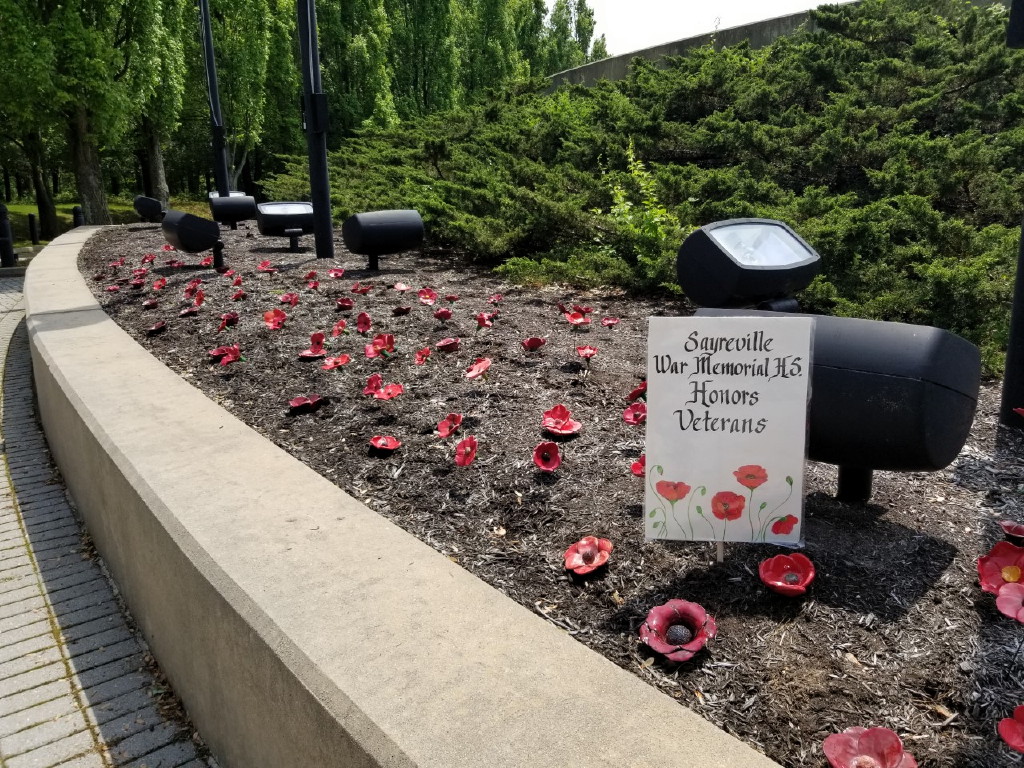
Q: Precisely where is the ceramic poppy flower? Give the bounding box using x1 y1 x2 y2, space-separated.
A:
436 337 460 352
142 299 159 310
711 491 745 521
288 394 323 413
369 435 401 451
999 706 1024 754
759 553 815 597
231 276 244 287
822 726 918 768
521 337 546 352
631 455 646 477
541 404 582 436
327 268 345 279
418 287 438 305
160 244 175 251
321 355 350 370
437 413 463 438
140 253 156 264
576 345 598 360
564 311 591 328
257 260 277 273
363 373 383 396
734 465 768 490
434 308 452 321
627 381 647 401
303 270 317 280
488 293 503 303
230 289 246 301
208 344 241 366
415 347 431 365
601 317 620 327
109 257 126 267
364 333 396 359
263 309 287 329
564 536 612 575
465 358 492 379
355 312 372 334
393 282 410 292
132 268 148 277
217 312 239 333
476 311 496 329
454 436 478 467
374 383 405 400
105 285 120 293
336 297 354 310
639 600 717 663
351 282 372 295
772 514 799 535
183 279 202 298
331 319 347 337
445 293 460 302
1000 520 1024 539
307 280 320 290
533 441 561 472
193 290 205 307
392 306 412 316
996 583 1024 623
152 278 167 291
978 541 1024 594
199 256 213 267
222 269 234 277
573 304 593 314
299 332 327 359
655 481 691 503
128 279 145 289
623 402 647 425
280 292 300 307
178 306 199 317
145 321 166 336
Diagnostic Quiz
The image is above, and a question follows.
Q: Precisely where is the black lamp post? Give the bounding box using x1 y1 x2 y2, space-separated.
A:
1003 1 1024 429
198 0 230 198
296 0 335 260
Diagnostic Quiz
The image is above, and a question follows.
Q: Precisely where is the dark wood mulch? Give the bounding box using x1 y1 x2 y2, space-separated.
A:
78 223 1024 768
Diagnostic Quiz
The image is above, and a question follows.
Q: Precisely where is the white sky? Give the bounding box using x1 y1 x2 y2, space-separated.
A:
564 0 859 57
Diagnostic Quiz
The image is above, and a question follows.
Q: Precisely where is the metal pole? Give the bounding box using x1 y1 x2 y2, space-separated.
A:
27 213 38 244
198 0 231 197
296 0 335 260
0 205 15 267
1003 5 1024 428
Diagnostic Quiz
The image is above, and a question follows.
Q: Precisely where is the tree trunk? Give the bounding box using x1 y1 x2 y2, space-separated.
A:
68 106 111 225
139 117 170 206
14 173 26 198
51 168 59 197
23 133 60 240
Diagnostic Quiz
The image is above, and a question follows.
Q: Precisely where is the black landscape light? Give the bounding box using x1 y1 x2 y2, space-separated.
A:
208 191 257 229
342 210 425 270
677 218 821 310
680 219 981 503
133 196 165 223
256 202 315 252
161 210 225 270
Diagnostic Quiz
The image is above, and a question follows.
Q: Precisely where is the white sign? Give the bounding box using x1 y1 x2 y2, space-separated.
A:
644 316 813 544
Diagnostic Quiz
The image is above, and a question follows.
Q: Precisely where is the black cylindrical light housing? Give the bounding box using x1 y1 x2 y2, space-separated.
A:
161 210 221 253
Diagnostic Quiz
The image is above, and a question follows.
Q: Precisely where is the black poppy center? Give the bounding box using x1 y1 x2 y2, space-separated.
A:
581 550 596 564
665 624 693 646
783 572 801 584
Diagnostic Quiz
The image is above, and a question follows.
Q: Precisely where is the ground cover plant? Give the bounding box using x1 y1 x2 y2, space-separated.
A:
80 224 1024 767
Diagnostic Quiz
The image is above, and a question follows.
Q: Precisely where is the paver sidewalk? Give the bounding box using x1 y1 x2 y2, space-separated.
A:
0 277 215 768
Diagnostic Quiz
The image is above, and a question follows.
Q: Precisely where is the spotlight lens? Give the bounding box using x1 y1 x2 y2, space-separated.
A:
708 223 814 267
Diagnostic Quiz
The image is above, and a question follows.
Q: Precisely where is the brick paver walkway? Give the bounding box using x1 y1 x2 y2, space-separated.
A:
0 277 215 768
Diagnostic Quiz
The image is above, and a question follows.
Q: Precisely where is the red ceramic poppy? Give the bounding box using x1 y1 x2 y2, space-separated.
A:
573 304 593 314
576 345 598 360
822 726 918 768
631 455 645 477
217 313 239 333
488 293 503 303
351 282 372 294
393 282 410 291
222 269 234 277
145 321 166 336
152 278 167 291
415 347 431 365
208 344 241 366
304 270 317 280
128 279 145 289
476 311 494 329
418 287 437 305
356 312 372 334
308 280 320 290
454 435 478 467
363 373 383 396
564 311 591 327
328 268 345 279
193 290 205 307
331 319 347 337
199 256 213 267
445 294 460 302
369 435 401 451
374 383 405 400
231 290 246 301
160 244 175 251
533 442 561 472
321 355 350 370
288 394 323 412
141 254 156 264
759 553 815 596
601 317 620 327
105 285 120 293
623 402 647 425
997 583 1024 623
978 541 1024 594
711 491 745 521
999 706 1024 754
336 297 354 310
772 514 799 535
434 308 452 321
299 332 327 359
655 481 691 503
392 306 411 316
541 404 582 436
263 309 287 329
142 299 158 310
1000 520 1024 539
436 337 460 352
281 292 300 307
132 268 149 277
438 413 463 438
109 257 126 267
364 333 396 359
257 260 277 273
734 464 768 490
465 358 492 379
179 306 199 317
231 276 242 287
521 337 546 352
639 600 716 663
563 536 612 575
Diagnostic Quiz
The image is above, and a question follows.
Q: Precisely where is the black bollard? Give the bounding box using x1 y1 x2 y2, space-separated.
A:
72 206 85 227
0 204 16 267
27 213 39 244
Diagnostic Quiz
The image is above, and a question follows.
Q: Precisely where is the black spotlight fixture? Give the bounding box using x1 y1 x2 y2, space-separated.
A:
208 191 257 229
256 202 315 252
342 209 424 270
679 218 980 503
133 196 165 223
161 210 225 270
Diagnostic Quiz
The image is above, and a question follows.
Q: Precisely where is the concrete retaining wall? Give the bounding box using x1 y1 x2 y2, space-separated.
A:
25 227 782 768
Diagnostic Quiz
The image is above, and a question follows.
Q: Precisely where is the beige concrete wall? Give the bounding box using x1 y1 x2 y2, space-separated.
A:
25 227 782 768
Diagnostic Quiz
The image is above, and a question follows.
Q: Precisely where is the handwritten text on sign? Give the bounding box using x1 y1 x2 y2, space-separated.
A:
644 316 813 544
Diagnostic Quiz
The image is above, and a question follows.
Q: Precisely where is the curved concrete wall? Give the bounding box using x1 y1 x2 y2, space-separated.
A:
25 227 782 768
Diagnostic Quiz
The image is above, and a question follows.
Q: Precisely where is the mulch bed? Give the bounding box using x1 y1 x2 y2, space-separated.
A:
78 222 1024 768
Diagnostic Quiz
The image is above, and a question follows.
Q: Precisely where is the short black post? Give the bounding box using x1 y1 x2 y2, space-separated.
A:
1003 0 1024 429
369 252 379 271
213 241 226 271
285 228 302 252
836 465 873 504
0 204 16 267
72 206 85 227
27 213 39 244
